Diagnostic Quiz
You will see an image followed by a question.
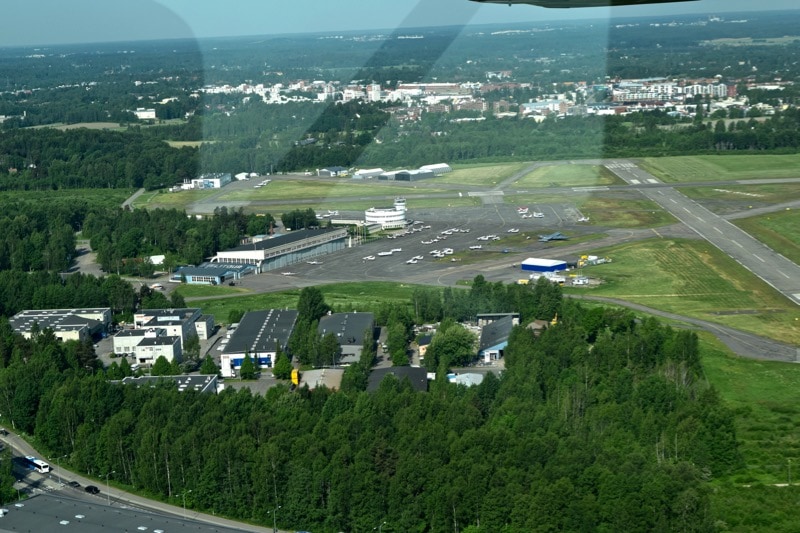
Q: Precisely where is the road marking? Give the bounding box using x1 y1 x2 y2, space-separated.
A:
572 186 609 192
629 179 640 185
670 198 677 203
779 271 790 279
753 254 765 262
647 179 658 184
732 240 743 248
683 207 691 213
714 227 722 234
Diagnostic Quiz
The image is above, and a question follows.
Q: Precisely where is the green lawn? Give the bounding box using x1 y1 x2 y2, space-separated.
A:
437 162 531 186
579 238 800 344
640 154 800 183
132 189 219 208
734 210 800 265
516 164 624 188
218 179 448 202
701 333 800 531
681 184 800 206
196 281 418 324
174 284 248 298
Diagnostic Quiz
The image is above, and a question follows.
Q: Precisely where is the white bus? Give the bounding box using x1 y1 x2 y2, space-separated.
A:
25 456 51 474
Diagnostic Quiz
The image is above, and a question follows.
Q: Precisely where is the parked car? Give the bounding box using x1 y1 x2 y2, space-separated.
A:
84 485 100 494
67 481 81 488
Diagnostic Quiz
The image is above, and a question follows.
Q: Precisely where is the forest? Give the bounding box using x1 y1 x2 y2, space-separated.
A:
0 282 739 533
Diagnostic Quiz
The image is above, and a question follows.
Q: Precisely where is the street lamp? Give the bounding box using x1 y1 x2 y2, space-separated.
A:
51 454 67 486
105 471 115 506
374 521 387 533
179 489 193 519
267 505 281 533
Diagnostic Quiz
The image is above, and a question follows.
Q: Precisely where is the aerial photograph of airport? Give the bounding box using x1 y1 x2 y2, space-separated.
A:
0 0 798 531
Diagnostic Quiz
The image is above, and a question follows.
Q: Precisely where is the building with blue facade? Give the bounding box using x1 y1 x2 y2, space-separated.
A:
220 309 298 378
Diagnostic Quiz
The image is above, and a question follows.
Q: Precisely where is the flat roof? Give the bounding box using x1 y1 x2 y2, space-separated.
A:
318 313 374 347
222 309 298 355
224 227 343 253
120 375 218 394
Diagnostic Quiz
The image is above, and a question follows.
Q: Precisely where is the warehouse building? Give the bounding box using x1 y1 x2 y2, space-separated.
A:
521 258 567 273
378 169 435 181
353 168 384 179
318 312 375 364
419 163 452 175
211 227 347 272
190 172 232 189
220 309 298 378
9 308 111 343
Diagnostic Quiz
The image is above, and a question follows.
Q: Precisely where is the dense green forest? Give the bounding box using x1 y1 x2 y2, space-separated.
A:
0 284 739 532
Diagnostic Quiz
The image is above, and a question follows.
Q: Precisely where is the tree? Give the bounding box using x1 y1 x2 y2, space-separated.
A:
239 353 257 380
228 309 245 325
199 355 219 375
273 353 293 380
150 356 173 376
297 287 330 322
183 334 201 362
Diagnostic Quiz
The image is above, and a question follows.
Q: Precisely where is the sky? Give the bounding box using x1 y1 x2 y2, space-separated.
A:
1 0 797 47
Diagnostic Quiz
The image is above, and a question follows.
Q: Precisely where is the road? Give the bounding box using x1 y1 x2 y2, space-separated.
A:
0 430 281 533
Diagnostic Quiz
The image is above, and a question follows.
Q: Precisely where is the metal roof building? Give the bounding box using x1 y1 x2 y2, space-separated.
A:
212 227 347 272
220 309 298 378
9 308 111 343
318 312 375 365
521 258 567 273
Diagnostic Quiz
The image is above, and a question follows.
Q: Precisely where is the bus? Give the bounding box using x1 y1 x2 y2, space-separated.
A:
24 456 50 474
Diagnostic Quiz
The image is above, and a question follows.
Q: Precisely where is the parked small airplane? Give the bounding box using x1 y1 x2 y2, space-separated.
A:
306 260 323 265
577 216 590 222
539 232 569 242
532 212 545 218
281 271 296 276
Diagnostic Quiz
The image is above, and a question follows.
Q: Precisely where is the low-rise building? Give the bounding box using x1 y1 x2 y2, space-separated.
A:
478 314 516 363
220 309 298 378
133 335 182 366
9 308 111 343
318 312 375 364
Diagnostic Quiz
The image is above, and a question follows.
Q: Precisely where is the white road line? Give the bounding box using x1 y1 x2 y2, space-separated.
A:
629 179 640 185
670 198 677 203
732 240 743 248
714 227 722 234
683 207 691 213
779 271 790 279
647 179 658 184
753 254 765 262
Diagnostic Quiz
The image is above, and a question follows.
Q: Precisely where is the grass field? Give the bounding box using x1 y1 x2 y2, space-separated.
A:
681 184 800 206
437 162 531 186
733 210 800 265
701 334 800 531
132 189 222 208
516 164 624 188
219 179 445 202
578 238 800 344
174 284 248 298
195 281 418 324
640 154 800 183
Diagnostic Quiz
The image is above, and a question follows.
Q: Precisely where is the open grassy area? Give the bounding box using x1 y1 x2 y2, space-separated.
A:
516 164 624 188
173 284 248 298
132 189 222 208
640 154 800 183
195 281 417 324
219 179 447 202
581 238 800 344
733 210 800 265
437 162 530 186
701 333 800 531
681 184 800 206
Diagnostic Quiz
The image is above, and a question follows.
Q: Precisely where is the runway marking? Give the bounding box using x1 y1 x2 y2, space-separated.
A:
572 186 609 192
647 179 659 184
714 227 722 234
793 293 800 302
683 207 691 213
779 271 790 279
468 191 504 197
753 254 765 263
670 198 677 203
629 179 640 185
733 240 743 248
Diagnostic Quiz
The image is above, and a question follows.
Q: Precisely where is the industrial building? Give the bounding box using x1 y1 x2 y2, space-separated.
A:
378 169 435 181
318 312 375 364
190 172 232 189
367 367 428 392
211 227 347 271
220 309 298 378
9 308 111 343
521 258 567 273
353 168 384 179
419 163 452 175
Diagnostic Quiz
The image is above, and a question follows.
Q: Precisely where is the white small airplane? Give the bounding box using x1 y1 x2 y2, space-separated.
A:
306 260 323 265
507 228 520 233
578 216 590 222
363 255 376 261
328 210 339 216
533 212 545 218
516 207 529 214
470 245 483 250
282 272 296 276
